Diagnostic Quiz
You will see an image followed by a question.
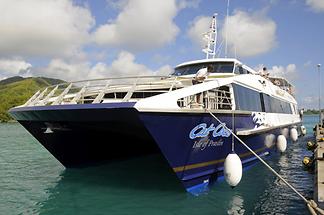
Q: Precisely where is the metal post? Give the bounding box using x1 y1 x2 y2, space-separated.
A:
319 64 322 124
225 0 230 58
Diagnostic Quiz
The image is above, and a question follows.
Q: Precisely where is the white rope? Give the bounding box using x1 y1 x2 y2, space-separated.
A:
231 105 234 152
207 109 324 214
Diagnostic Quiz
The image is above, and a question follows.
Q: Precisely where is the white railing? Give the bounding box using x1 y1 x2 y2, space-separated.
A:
24 76 190 107
177 87 232 110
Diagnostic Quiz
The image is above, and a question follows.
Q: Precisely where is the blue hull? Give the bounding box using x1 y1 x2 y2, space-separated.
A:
138 112 290 192
9 103 159 167
9 103 300 192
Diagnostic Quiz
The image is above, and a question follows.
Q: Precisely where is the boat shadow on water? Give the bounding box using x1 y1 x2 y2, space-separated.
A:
38 154 185 214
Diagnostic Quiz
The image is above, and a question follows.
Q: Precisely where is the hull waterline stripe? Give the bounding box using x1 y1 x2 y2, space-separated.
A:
172 146 267 173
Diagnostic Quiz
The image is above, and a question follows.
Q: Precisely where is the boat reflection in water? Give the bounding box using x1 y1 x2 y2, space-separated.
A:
38 154 183 214
227 195 245 215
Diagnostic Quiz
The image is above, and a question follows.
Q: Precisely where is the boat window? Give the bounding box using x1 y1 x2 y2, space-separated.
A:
234 86 293 113
232 84 262 112
262 94 293 114
260 93 265 112
294 105 298 114
234 66 239 74
234 66 245 75
172 62 234 76
290 103 297 114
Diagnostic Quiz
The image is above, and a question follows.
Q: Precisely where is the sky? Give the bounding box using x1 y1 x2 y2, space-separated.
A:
0 0 323 109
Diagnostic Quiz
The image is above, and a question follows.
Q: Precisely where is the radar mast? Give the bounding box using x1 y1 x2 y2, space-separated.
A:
202 13 217 59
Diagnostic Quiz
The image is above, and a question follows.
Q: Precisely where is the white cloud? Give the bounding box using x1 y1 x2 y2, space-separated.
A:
106 0 129 10
300 96 319 109
155 65 173 76
89 51 173 78
89 51 155 78
0 59 32 79
178 0 201 9
93 0 180 51
306 0 324 12
152 54 171 65
221 10 277 57
303 96 317 104
187 16 211 48
304 60 312 67
37 51 172 81
255 64 298 81
40 59 91 81
0 0 94 57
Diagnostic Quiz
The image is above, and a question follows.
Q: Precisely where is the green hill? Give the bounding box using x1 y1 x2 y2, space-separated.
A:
0 76 65 122
0 76 25 85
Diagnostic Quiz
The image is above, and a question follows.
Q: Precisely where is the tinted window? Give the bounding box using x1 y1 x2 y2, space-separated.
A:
262 93 292 114
260 93 265 112
233 84 262 112
172 62 234 76
234 66 246 75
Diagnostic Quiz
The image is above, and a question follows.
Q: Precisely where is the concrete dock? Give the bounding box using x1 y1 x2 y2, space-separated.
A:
314 125 324 209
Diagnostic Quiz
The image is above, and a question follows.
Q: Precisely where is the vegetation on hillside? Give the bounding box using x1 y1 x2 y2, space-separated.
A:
0 76 64 122
304 109 322 115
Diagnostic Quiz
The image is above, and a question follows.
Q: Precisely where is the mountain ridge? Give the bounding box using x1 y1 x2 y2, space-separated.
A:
0 76 65 122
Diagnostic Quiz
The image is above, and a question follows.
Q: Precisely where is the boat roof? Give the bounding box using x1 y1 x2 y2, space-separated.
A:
175 58 239 68
175 58 257 74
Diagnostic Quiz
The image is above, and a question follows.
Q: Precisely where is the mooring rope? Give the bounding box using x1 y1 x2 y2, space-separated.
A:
207 109 324 215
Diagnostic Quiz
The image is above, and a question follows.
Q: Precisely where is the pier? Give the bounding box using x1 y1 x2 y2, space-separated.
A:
315 124 324 209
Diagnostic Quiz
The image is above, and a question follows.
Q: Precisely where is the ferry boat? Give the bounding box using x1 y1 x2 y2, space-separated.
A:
9 14 301 193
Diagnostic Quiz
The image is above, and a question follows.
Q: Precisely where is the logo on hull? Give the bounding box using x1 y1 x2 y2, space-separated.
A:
189 123 231 139
251 112 266 128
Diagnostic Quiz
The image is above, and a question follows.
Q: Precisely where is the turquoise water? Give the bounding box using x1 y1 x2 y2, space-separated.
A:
0 115 317 214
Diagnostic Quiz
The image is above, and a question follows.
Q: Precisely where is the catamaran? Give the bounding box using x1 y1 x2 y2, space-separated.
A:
9 14 301 193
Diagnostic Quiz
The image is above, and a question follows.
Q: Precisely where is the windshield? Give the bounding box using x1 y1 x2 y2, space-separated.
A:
172 62 234 76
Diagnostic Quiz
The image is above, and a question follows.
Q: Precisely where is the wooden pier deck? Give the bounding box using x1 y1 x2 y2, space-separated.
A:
314 124 324 209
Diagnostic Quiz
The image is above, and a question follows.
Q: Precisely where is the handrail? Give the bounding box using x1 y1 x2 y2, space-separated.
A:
24 75 187 106
177 87 232 110
42 75 175 90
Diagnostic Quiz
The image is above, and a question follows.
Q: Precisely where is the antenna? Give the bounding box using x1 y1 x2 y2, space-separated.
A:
234 44 237 59
225 0 230 58
202 13 218 59
318 64 322 123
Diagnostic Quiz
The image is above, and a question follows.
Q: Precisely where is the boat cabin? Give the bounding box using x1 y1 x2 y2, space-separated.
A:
172 58 255 77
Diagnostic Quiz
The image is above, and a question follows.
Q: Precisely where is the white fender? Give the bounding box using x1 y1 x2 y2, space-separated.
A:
301 126 307 136
290 128 298 142
277 135 287 153
264 134 276 148
224 153 243 188
280 128 289 138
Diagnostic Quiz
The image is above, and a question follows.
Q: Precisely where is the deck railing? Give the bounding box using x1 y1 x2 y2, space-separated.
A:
23 76 233 111
24 76 188 107
177 87 232 110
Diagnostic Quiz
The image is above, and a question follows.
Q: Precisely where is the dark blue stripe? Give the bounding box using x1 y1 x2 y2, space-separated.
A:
9 102 136 112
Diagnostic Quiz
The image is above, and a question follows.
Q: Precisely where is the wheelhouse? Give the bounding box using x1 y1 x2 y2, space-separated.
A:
172 62 234 76
172 58 255 77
